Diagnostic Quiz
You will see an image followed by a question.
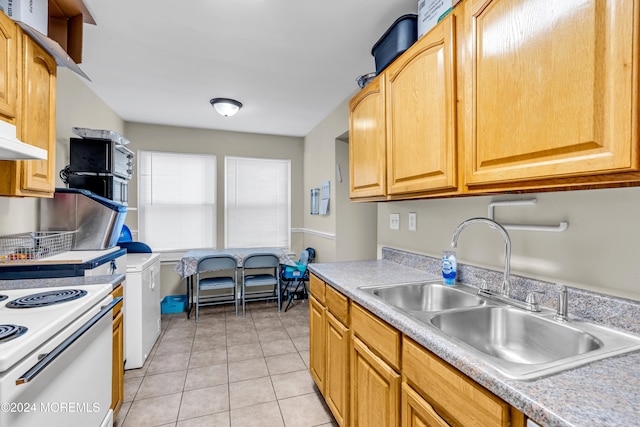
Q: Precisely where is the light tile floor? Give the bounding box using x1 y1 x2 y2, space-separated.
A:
115 299 337 427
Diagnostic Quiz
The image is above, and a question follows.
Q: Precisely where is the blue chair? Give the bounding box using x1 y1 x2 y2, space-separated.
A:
195 255 238 321
241 253 280 316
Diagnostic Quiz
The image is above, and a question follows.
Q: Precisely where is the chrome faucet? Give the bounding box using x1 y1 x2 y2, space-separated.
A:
554 284 569 322
450 217 512 298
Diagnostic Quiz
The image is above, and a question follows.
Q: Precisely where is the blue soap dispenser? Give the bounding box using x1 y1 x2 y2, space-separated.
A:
442 250 457 285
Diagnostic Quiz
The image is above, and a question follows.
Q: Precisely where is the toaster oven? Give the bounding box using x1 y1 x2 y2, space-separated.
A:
69 137 134 180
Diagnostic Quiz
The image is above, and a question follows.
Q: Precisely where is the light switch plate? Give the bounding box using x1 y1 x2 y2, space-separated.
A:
390 213 400 230
408 212 417 231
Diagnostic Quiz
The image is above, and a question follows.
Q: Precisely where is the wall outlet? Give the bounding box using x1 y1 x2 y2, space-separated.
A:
390 213 400 230
408 212 417 231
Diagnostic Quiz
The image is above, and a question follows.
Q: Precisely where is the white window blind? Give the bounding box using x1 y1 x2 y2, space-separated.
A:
138 150 216 251
225 156 290 248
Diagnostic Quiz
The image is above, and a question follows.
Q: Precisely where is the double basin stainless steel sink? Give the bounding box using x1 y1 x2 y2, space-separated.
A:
359 280 640 380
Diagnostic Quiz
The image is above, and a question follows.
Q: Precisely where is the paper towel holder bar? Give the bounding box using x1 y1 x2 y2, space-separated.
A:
488 199 568 232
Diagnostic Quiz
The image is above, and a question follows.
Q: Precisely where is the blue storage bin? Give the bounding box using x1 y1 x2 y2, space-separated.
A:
161 295 187 314
371 14 418 74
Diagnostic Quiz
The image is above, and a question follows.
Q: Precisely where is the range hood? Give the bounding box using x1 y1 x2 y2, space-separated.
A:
0 121 47 160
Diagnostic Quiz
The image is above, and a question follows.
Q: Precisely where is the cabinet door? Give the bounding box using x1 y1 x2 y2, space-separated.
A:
403 337 510 427
349 76 387 199
401 383 449 427
465 0 637 188
386 15 458 195
18 32 56 194
326 311 350 426
309 295 326 393
111 284 124 414
351 335 400 427
0 11 17 122
111 310 124 414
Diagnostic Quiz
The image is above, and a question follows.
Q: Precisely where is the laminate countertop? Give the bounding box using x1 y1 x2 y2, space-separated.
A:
309 259 640 427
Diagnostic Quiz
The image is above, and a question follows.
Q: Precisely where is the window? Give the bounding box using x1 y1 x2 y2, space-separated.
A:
138 151 216 252
225 156 290 248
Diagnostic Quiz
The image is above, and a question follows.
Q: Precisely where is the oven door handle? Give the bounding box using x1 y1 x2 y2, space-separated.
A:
16 296 123 385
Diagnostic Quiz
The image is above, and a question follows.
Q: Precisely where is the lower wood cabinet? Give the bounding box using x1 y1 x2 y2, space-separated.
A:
111 284 124 415
403 337 525 427
350 302 402 427
325 311 349 426
351 335 401 427
401 382 449 427
309 275 351 426
309 294 326 391
309 276 529 427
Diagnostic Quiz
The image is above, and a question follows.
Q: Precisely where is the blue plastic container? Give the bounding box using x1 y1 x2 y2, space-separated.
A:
371 14 418 74
161 295 187 314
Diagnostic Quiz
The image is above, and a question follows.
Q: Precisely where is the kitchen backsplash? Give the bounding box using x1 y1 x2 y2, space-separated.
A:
381 247 640 335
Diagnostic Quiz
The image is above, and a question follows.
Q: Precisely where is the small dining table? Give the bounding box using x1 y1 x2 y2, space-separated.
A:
174 247 293 318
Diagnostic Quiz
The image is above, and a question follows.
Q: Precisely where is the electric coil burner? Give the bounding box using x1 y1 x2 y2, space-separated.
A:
0 324 27 344
5 289 88 308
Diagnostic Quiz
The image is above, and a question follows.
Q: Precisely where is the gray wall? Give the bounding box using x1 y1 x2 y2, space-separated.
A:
124 122 305 297
335 139 377 261
377 187 640 301
302 94 377 263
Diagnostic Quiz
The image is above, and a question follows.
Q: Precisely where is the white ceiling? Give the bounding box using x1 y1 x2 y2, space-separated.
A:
79 0 418 137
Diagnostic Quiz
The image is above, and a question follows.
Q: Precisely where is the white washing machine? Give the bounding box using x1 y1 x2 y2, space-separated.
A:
124 252 161 369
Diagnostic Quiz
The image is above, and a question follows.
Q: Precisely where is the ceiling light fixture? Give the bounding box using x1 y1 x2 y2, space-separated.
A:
210 98 243 117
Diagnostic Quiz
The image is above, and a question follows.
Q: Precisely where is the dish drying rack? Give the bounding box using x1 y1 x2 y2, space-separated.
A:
0 231 75 263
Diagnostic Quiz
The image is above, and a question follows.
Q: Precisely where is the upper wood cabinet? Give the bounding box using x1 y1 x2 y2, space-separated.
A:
19 33 57 194
464 0 639 190
0 11 17 123
350 0 640 200
0 28 57 197
349 14 459 200
386 14 458 196
349 75 387 199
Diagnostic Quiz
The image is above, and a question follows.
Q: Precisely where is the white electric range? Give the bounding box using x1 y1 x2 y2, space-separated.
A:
0 284 118 427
